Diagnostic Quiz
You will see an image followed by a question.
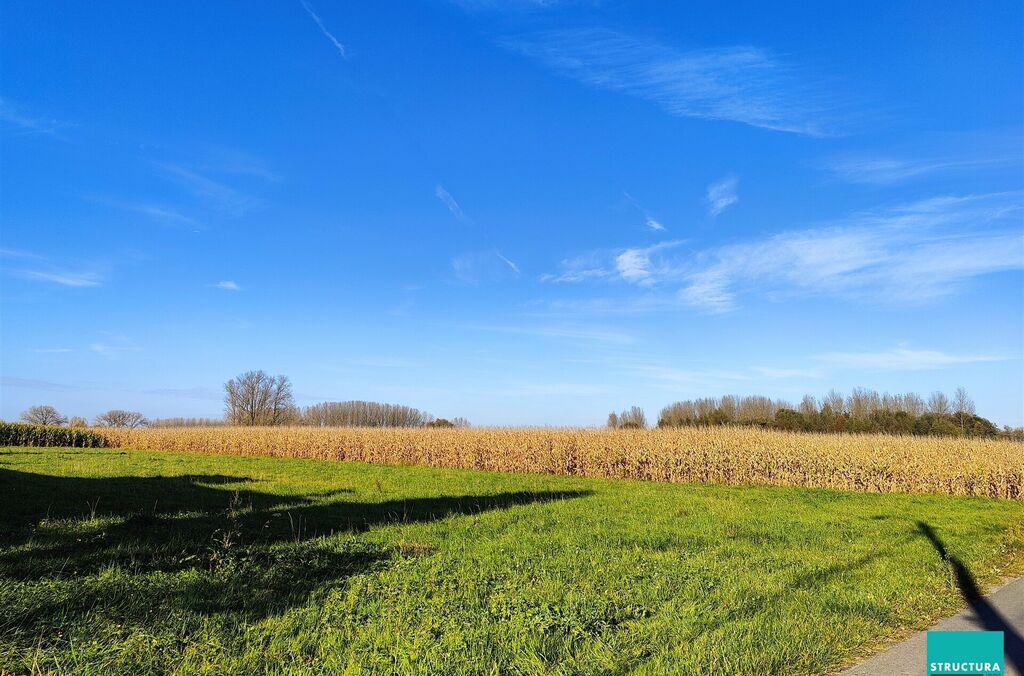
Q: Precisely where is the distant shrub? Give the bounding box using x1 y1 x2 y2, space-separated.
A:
913 414 963 438
426 418 456 428
773 409 806 432
0 421 107 448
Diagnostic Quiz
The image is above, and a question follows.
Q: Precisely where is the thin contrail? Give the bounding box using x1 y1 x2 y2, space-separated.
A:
300 0 347 59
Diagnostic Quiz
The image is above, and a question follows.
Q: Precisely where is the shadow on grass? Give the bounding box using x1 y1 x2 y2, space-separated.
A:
916 522 1024 671
0 467 591 635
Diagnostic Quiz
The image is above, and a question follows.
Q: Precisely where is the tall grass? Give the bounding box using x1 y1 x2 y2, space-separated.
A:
95 426 1023 499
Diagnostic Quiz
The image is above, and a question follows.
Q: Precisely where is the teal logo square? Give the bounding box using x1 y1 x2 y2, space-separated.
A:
927 631 1004 674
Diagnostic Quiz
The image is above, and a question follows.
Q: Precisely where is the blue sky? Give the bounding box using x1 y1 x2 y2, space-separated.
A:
2 1 1022 426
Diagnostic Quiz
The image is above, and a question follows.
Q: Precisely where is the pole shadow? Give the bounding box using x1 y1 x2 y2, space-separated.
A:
916 521 1024 671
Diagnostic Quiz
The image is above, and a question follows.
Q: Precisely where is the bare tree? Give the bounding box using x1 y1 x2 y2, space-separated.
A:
821 389 846 415
927 391 951 415
798 395 818 416
953 386 976 431
20 405 68 426
606 412 619 429
846 387 879 419
68 416 88 427
224 370 295 426
617 406 647 429
94 410 149 428
659 401 698 426
718 395 739 422
694 397 718 419
737 395 775 422
897 392 926 416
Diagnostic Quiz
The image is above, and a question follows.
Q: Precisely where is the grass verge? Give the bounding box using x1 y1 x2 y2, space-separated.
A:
2 447 1022 674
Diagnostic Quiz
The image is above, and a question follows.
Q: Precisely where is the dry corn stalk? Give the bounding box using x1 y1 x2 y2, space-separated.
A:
96 426 1024 499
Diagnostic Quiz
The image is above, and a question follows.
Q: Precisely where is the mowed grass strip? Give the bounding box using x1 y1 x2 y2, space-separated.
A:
1 447 1022 674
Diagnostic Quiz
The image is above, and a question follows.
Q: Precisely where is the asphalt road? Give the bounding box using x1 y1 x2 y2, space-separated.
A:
842 575 1024 676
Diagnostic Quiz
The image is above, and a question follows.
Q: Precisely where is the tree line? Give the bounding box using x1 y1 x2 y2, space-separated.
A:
302 401 468 428
653 387 1023 439
20 405 148 429
222 371 469 427
16 373 1020 439
17 370 471 430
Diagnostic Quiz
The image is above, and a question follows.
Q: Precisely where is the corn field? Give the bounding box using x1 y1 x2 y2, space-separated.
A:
97 426 1024 499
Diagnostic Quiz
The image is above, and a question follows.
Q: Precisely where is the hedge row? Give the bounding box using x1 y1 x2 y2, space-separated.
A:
0 422 107 448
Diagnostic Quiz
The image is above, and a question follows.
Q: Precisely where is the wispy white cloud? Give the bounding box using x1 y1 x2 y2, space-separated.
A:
645 216 666 232
545 241 683 287
200 147 284 182
538 294 685 318
814 347 1005 371
507 28 838 135
614 249 652 286
0 248 44 261
677 268 734 312
677 193 1024 312
821 132 1021 185
299 0 347 59
435 184 469 223
540 268 612 284
451 250 521 284
495 251 521 276
540 251 614 284
545 193 1023 313
18 270 102 288
825 154 1010 185
0 98 69 137
706 176 738 216
157 163 262 216
3 248 104 288
214 280 241 291
624 192 667 231
90 336 141 360
617 241 686 286
122 203 196 226
89 198 198 228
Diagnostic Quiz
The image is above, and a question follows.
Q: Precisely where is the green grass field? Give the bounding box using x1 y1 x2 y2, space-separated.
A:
2 447 1022 674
